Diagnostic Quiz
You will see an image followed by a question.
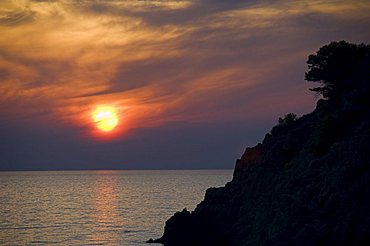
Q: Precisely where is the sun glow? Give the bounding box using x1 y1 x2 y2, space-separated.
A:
93 106 119 132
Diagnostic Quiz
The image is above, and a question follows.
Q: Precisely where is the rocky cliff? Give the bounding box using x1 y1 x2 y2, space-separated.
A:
148 42 370 246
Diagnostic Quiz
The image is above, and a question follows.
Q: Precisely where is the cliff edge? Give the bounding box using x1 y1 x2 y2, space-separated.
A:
148 41 370 245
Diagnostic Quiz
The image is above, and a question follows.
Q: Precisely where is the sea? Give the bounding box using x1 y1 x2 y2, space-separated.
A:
0 169 232 245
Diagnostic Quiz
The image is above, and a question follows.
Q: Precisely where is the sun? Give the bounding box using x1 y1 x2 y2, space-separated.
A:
92 106 119 132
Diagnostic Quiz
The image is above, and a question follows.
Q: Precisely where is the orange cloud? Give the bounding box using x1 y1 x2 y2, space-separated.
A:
0 0 369 140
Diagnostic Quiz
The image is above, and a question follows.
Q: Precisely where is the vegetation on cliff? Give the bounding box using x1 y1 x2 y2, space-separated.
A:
148 41 370 246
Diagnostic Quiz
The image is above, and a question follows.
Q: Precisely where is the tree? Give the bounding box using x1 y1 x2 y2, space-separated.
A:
305 41 370 99
269 113 297 136
278 113 297 125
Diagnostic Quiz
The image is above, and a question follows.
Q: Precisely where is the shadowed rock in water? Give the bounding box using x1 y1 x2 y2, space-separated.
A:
148 41 370 245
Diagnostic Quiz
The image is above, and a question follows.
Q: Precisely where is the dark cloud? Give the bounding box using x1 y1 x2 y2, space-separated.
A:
0 8 34 26
79 0 258 26
0 48 74 88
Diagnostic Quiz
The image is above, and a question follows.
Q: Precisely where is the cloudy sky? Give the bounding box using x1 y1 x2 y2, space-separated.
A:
1 0 369 170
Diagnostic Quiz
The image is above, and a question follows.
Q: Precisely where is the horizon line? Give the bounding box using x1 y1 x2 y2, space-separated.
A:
0 167 234 172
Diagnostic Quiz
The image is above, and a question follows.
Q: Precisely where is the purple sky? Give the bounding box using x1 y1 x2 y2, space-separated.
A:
1 0 370 170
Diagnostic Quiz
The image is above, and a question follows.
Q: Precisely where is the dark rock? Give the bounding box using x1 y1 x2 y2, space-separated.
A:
149 42 370 245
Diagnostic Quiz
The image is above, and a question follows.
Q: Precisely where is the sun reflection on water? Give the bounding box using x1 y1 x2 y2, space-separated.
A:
0 170 232 245
92 171 121 244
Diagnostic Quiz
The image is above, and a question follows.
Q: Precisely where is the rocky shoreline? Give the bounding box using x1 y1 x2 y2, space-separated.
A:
148 41 370 245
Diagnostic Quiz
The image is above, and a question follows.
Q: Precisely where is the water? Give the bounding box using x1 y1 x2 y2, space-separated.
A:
0 170 232 245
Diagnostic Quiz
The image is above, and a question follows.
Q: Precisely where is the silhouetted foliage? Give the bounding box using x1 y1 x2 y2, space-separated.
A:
270 113 297 136
309 114 339 156
305 41 370 99
278 113 297 125
153 41 370 246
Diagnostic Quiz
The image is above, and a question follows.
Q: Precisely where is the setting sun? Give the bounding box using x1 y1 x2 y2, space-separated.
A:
93 106 119 132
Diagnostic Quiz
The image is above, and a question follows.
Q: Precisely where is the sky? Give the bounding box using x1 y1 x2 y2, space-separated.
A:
0 0 370 170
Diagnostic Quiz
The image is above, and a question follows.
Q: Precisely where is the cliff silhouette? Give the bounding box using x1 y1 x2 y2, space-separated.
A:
148 41 370 246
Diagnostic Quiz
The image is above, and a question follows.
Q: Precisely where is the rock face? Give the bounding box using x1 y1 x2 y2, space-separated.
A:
149 44 370 245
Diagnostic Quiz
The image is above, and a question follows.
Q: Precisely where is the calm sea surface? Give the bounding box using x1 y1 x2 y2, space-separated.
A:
0 170 232 245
